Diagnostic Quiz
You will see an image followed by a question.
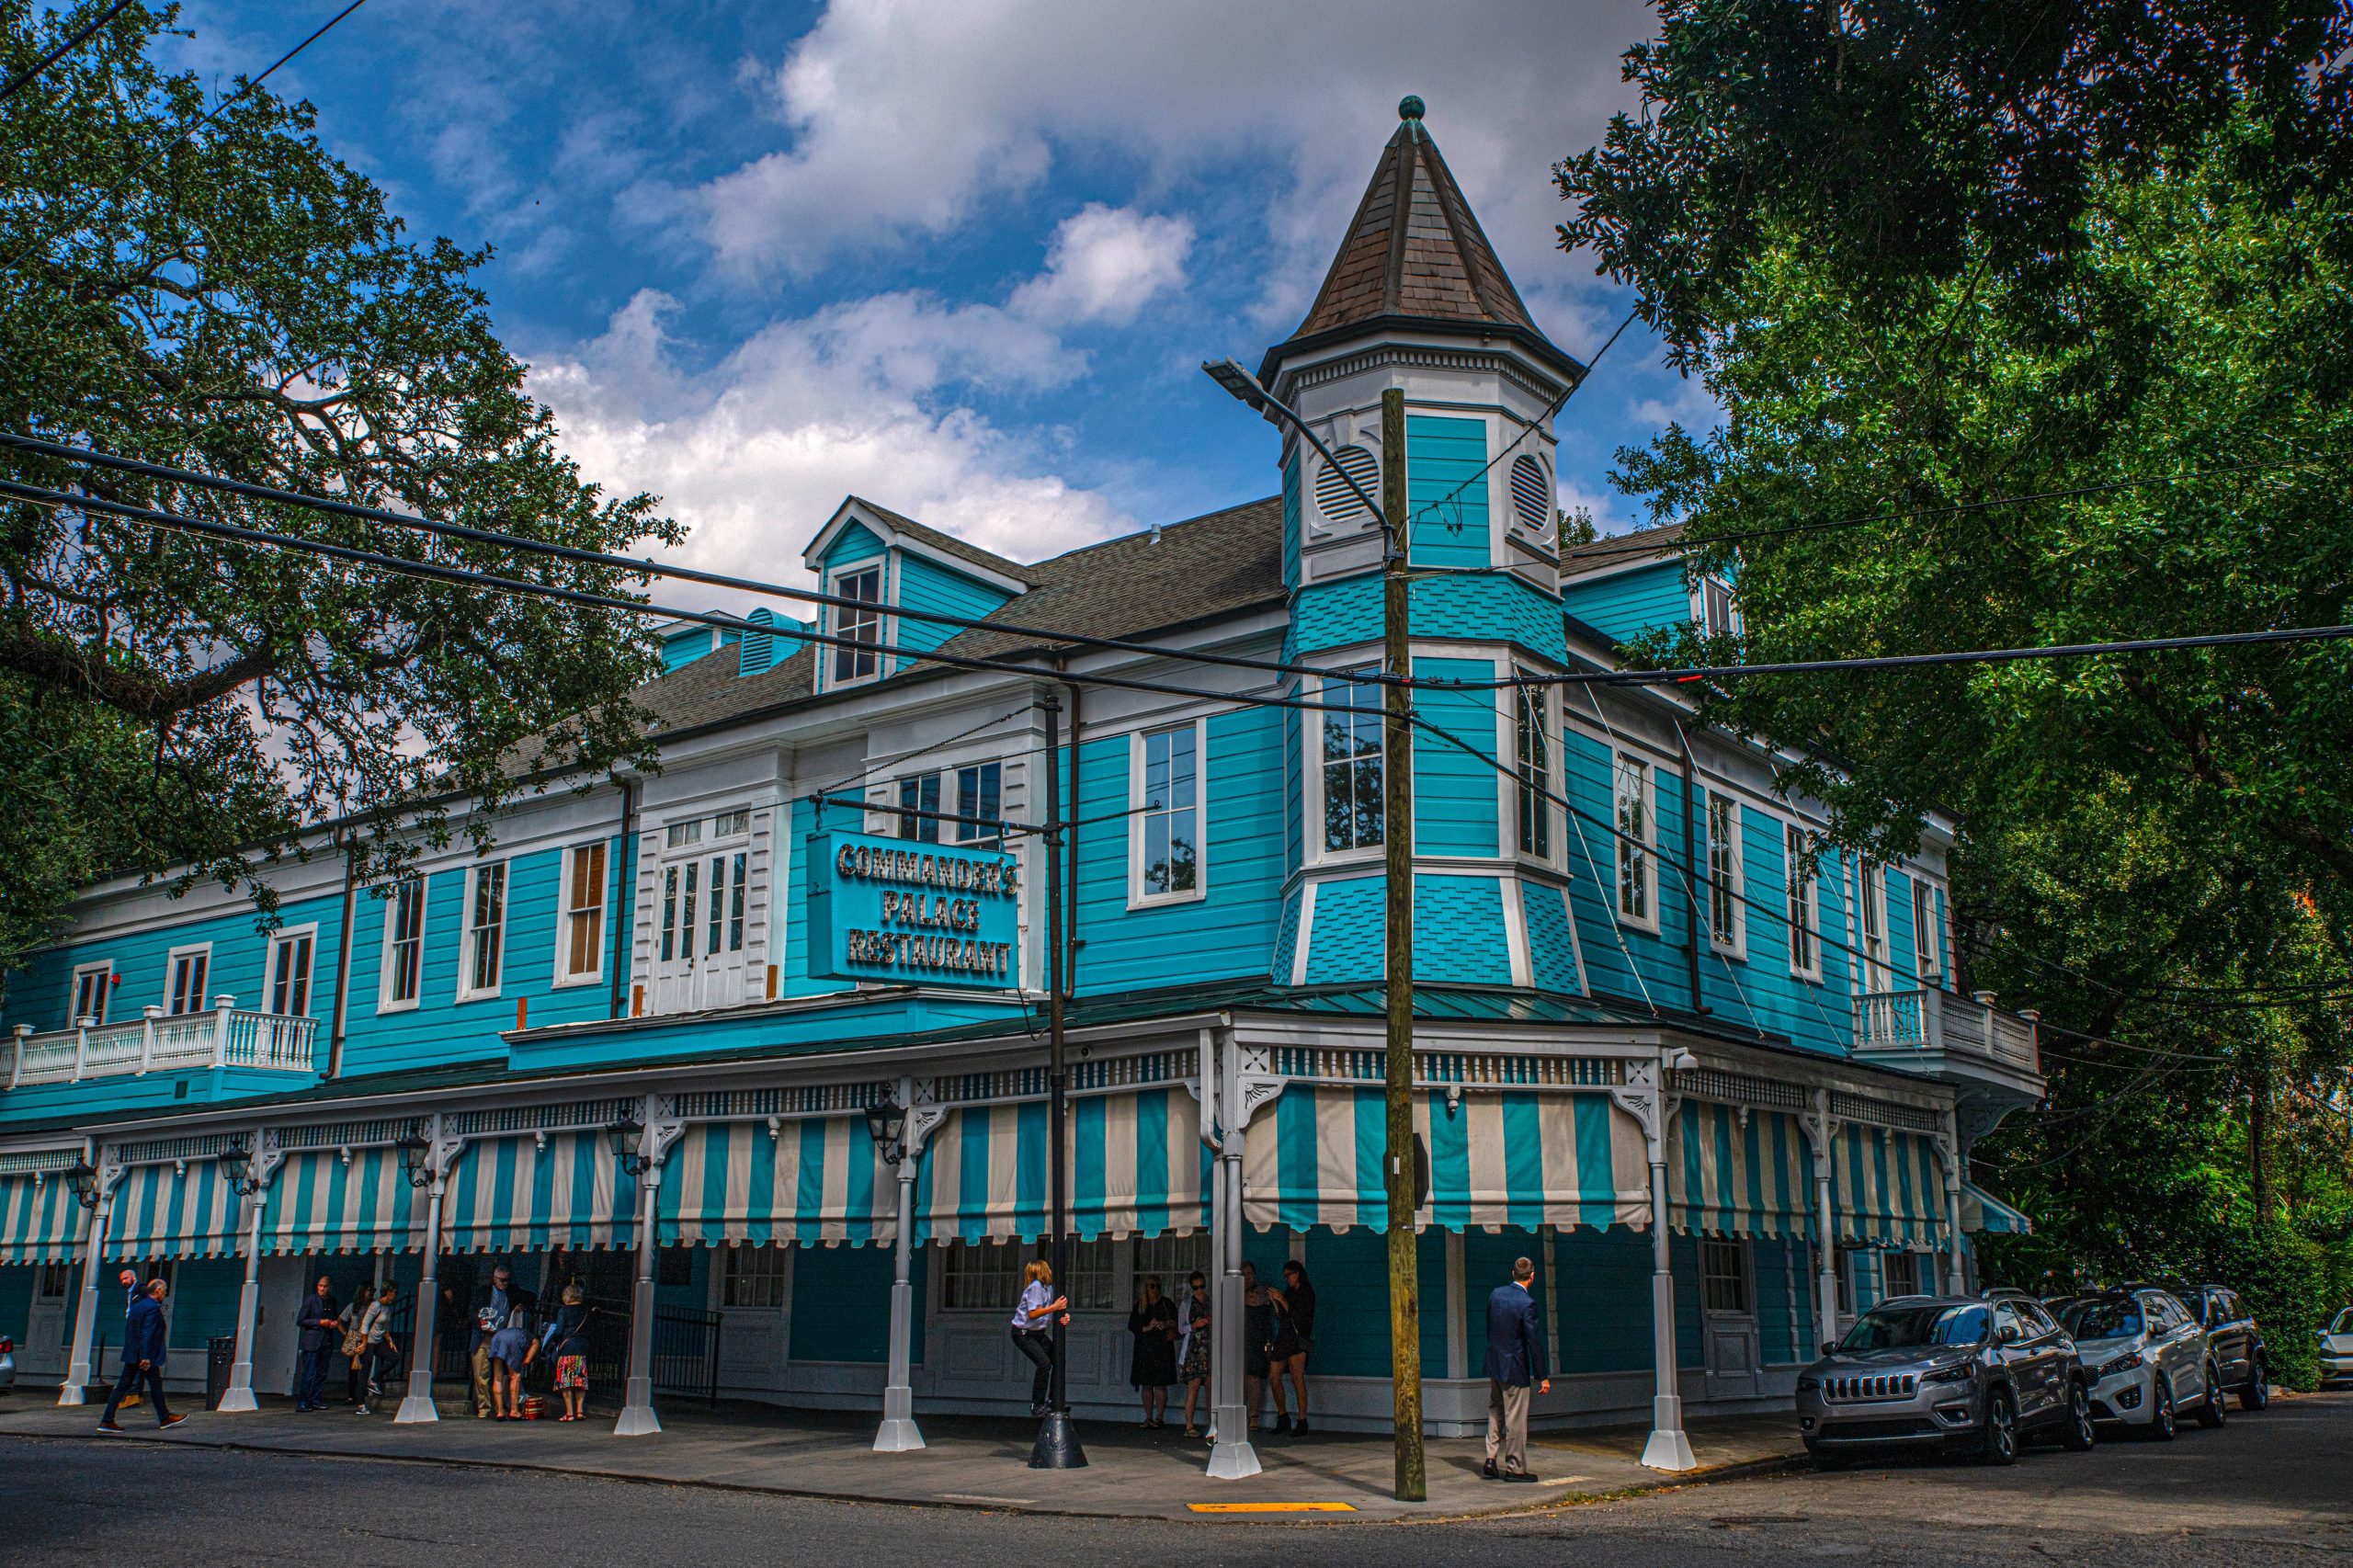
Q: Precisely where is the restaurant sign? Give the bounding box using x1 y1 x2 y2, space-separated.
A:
804 831 1021 989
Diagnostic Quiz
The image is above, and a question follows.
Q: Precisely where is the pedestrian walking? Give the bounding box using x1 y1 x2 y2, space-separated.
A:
294 1276 341 1413
546 1283 594 1422
96 1277 185 1432
1268 1260 1317 1435
467 1263 536 1418
1240 1260 1275 1430
1127 1274 1179 1428
108 1270 144 1412
1178 1269 1212 1437
1008 1258 1069 1417
1482 1256 1550 1483
363 1280 403 1407
339 1283 375 1408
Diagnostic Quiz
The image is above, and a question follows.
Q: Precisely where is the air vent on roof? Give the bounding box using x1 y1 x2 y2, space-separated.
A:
1314 445 1380 524
1509 453 1552 536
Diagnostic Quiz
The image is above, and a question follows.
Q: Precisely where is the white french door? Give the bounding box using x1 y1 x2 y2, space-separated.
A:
653 849 750 1012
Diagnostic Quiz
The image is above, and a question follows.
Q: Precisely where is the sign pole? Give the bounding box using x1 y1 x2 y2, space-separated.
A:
1030 685 1086 1470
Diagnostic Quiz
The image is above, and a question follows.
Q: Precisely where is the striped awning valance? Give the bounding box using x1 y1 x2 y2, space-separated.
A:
1667 1103 1815 1238
261 1147 424 1256
915 1086 1211 1245
444 1131 635 1254
1831 1124 1947 1247
1961 1181 2032 1236
1241 1086 1649 1233
660 1116 894 1247
108 1158 242 1261
0 1171 87 1264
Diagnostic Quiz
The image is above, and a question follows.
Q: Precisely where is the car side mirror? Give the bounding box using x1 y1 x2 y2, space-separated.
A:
1822 1342 1840 1358
1995 1324 2020 1345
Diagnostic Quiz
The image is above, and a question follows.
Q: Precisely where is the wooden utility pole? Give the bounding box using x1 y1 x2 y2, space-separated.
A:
1030 685 1086 1468
1380 386 1425 1501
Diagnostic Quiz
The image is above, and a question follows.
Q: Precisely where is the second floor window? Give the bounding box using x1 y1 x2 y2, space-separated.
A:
1321 669 1384 853
1913 879 1941 982
1514 680 1551 859
1708 794 1744 956
1859 860 1888 987
1786 825 1820 980
1614 754 1651 925
269 933 313 1016
660 860 700 962
1139 724 1198 899
833 564 883 683
955 761 1003 848
1700 576 1739 641
466 863 507 996
386 878 425 1006
71 963 109 1027
564 844 607 982
707 851 746 955
167 947 210 1016
898 772 941 842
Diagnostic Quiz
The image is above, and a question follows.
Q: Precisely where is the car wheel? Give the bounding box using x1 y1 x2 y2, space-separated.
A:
2147 1376 2176 1442
2061 1379 2096 1452
1980 1387 2018 1467
2239 1357 2268 1412
2197 1362 2227 1428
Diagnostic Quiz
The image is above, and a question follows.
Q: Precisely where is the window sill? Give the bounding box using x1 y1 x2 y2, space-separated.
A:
1128 887 1207 912
377 998 421 1016
550 973 604 991
455 988 503 1006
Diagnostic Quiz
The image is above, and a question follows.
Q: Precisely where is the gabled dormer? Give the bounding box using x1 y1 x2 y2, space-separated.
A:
801 498 1035 694
1557 522 1739 646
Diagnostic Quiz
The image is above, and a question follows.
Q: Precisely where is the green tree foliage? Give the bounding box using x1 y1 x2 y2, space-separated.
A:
1558 1 2353 1364
0 3 679 971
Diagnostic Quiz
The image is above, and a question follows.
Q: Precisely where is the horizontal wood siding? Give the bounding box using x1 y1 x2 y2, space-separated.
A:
1406 414 1490 569
892 551 1016 667
1413 656 1499 857
1560 560 1689 642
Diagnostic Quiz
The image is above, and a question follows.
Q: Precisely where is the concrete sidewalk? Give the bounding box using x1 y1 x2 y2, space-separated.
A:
0 1394 1802 1522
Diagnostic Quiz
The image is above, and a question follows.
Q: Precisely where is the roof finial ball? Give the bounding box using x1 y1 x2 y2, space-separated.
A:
1398 94 1425 122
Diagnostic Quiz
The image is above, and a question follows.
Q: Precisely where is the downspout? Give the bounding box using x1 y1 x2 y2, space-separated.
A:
1676 722 1705 1016
327 828 358 1079
609 776 637 1019
1061 663 1082 997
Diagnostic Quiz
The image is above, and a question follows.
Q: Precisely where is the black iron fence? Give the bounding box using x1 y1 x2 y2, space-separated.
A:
379 1289 721 1408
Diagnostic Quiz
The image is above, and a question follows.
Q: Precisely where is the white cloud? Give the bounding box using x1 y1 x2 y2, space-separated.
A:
1008 205 1194 327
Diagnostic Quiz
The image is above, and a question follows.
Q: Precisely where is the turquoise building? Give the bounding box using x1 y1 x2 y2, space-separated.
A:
0 107 2040 1473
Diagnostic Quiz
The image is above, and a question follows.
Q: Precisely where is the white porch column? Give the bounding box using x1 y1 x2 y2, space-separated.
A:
59 1156 121 1406
1940 1109 1966 1295
1623 1054 1694 1471
876 1081 943 1453
219 1131 283 1413
614 1095 681 1438
1803 1089 1840 1348
396 1116 460 1425
1205 1026 1262 1481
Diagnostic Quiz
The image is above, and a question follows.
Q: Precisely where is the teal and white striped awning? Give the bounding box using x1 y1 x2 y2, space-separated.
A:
1241 1086 1649 1233
0 1169 86 1264
1668 1103 1814 1238
108 1158 242 1261
444 1131 635 1254
916 1086 1211 1244
1831 1124 1947 1247
661 1116 894 1247
261 1147 425 1256
1961 1182 2032 1235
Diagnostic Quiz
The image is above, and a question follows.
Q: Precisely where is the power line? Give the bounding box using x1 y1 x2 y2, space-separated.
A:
0 0 137 105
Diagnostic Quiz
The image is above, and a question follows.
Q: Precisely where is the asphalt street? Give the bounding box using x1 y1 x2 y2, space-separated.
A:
12 1392 2349 1566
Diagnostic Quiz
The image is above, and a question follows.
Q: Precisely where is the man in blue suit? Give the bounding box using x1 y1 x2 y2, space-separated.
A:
97 1277 185 1431
1482 1256 1550 1482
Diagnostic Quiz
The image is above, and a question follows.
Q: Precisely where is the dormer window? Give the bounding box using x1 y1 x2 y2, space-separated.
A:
833 564 884 684
1700 577 1739 640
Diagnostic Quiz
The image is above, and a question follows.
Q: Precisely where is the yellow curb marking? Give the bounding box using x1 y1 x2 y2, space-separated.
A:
1187 1502 1358 1514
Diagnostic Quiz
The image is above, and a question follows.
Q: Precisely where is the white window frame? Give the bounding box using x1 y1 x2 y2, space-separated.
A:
1698 1236 1753 1316
262 925 319 1017
1706 792 1745 960
69 960 112 1027
704 848 747 958
379 876 427 1013
163 943 212 1017
1911 876 1943 983
1309 665 1386 865
721 1245 789 1310
1130 719 1207 908
1856 859 1891 994
1512 675 1555 865
1612 753 1658 932
1785 824 1823 983
895 771 941 843
459 861 508 1002
1694 575 1741 640
826 560 887 688
554 842 608 989
953 760 1004 850
710 808 751 839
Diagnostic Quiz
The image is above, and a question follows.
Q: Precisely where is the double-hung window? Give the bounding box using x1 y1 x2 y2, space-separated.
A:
166 945 210 1016
1858 860 1889 990
1514 679 1551 859
832 564 884 684
463 863 507 998
1613 754 1653 926
1320 669 1384 854
70 962 110 1027
1785 825 1821 981
660 861 700 963
1700 577 1739 641
562 843 608 984
268 931 313 1016
1707 794 1744 957
954 761 1003 849
707 850 746 956
384 878 425 1007
1137 723 1199 900
897 772 941 842
1912 879 1942 983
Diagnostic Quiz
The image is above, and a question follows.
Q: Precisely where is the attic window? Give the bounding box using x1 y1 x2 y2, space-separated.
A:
1509 454 1552 536
1313 445 1379 524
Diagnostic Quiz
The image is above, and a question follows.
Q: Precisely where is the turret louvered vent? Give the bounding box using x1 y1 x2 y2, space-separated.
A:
1314 445 1379 523
1509 453 1552 535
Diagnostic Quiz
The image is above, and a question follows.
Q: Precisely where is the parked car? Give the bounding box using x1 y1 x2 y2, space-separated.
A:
1796 1290 2094 1468
2050 1286 2227 1437
2185 1284 2269 1410
2321 1307 2353 1386
0 1335 14 1392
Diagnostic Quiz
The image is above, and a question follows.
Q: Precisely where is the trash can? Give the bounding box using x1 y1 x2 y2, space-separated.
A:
205 1335 235 1410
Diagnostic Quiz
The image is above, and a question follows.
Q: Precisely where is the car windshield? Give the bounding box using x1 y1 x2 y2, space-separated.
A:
1840 1303 1989 1351
2332 1308 2353 1335
2059 1298 2144 1340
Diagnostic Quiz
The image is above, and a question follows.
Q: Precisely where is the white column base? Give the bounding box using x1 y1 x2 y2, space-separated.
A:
57 1379 88 1407
216 1365 258 1414
1641 1394 1697 1471
612 1377 661 1437
873 1384 924 1451
1205 1402 1260 1479
392 1365 439 1425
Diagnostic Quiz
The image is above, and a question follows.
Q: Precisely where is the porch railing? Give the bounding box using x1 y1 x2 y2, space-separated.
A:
5 997 317 1090
1854 988 2039 1073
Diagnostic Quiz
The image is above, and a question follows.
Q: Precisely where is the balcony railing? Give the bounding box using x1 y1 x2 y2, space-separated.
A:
6 996 317 1090
1853 987 2040 1074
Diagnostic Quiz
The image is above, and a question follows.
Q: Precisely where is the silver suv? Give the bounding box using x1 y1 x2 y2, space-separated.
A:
1797 1291 2095 1468
2050 1286 2228 1437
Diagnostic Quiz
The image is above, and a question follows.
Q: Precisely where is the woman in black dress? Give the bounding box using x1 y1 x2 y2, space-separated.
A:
1269 1260 1317 1435
1240 1260 1275 1431
1127 1274 1180 1428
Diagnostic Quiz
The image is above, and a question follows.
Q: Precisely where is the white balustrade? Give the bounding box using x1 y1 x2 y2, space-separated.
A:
1 1004 316 1089
1854 986 2040 1074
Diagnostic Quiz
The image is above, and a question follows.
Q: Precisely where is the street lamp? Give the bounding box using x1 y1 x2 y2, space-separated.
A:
607 1110 648 1177
394 1130 434 1188
217 1136 256 1194
63 1158 99 1210
1201 358 1392 548
864 1097 908 1165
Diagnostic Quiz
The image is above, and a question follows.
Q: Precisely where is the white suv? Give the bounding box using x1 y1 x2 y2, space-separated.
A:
2052 1287 2227 1437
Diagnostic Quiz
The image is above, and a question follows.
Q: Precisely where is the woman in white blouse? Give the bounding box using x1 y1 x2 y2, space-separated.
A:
1010 1258 1070 1417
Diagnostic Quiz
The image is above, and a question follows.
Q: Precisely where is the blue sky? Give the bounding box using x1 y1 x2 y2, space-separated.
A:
162 0 1715 595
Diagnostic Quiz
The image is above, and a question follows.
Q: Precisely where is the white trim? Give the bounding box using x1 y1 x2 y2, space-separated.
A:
1290 881 1318 987
260 924 321 1017
1783 824 1824 984
1610 751 1660 934
1507 671 1560 869
1908 874 1945 985
1303 666 1386 869
161 942 213 1017
801 497 1031 597
377 875 427 1014
821 558 889 692
457 861 509 1003
1128 719 1208 908
1854 858 1893 996
1705 791 1746 962
1499 874 1532 987
69 960 113 1028
553 841 610 991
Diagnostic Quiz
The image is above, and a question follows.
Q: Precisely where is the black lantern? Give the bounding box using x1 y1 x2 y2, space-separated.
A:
864 1098 908 1165
217 1136 255 1193
63 1158 100 1210
394 1130 433 1189
607 1110 647 1176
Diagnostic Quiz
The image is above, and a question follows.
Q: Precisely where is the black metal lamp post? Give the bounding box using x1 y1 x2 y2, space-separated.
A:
217 1136 256 1194
864 1098 907 1165
63 1158 100 1209
394 1131 434 1188
607 1110 648 1176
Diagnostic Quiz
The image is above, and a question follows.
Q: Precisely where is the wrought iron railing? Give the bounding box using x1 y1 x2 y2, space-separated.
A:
5 1000 317 1089
1853 988 2039 1073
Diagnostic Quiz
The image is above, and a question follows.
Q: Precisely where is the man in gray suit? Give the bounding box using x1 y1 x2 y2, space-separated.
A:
1483 1256 1551 1482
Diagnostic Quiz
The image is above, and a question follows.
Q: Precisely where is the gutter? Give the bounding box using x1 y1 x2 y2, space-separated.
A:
326 828 359 1078
608 776 637 1019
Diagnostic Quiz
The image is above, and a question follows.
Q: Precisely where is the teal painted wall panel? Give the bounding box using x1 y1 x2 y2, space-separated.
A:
1561 561 1689 643
892 551 1016 666
820 521 885 572
1552 1226 1654 1375
1753 1234 1816 1365
1270 889 1303 986
1406 415 1490 569
1415 877 1513 985
1281 454 1301 594
9 889 346 1039
1522 881 1582 994
1282 700 1303 878
788 1242 898 1362
1287 574 1565 662
1303 876 1384 984
1413 656 1499 857
1555 731 1688 1010
166 1257 243 1350
1295 1228 1447 1379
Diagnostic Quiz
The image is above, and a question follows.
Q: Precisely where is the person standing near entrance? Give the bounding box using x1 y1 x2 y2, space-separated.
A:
96 1278 185 1432
467 1264 535 1419
1267 1260 1317 1435
1177 1270 1212 1438
1126 1274 1178 1429
1008 1258 1069 1417
338 1284 375 1409
1482 1256 1550 1483
547 1284 593 1422
294 1276 341 1413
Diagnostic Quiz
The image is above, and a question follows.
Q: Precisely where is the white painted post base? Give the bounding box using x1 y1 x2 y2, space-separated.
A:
57 1380 87 1407
1642 1394 1698 1471
393 1364 439 1425
613 1376 662 1437
873 1382 924 1453
216 1372 258 1414
1205 1404 1261 1480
